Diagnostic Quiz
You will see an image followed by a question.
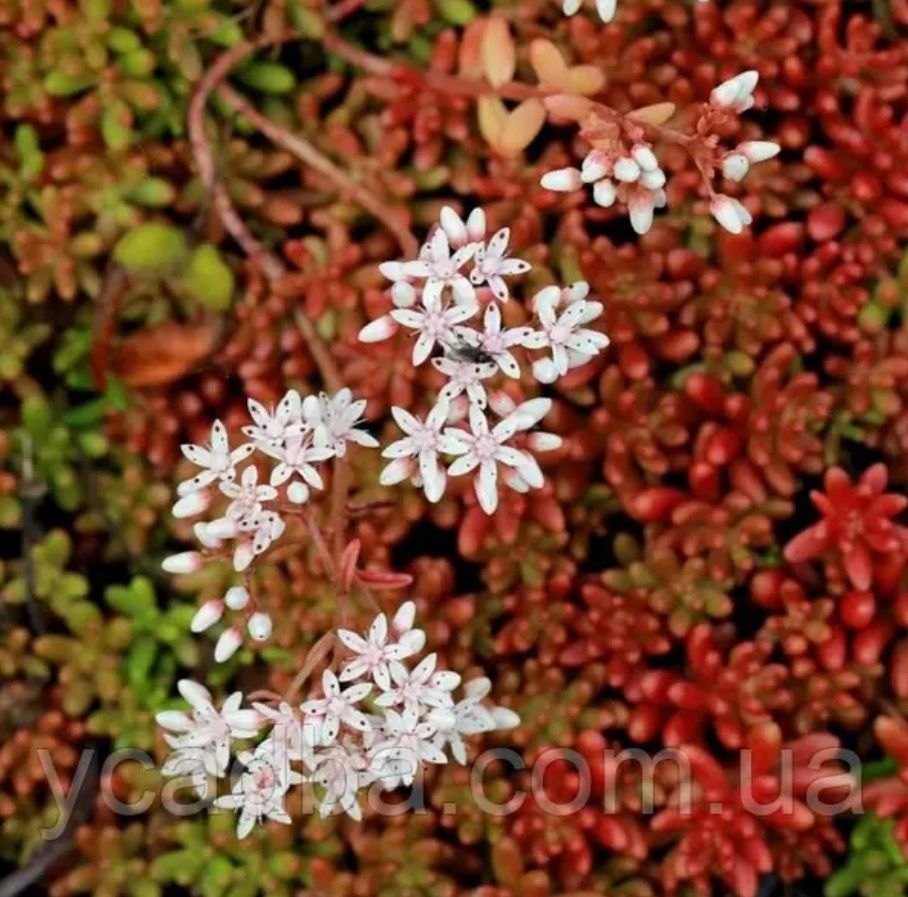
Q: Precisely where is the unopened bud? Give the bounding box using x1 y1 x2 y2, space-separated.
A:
172 490 210 519
540 167 583 192
191 600 224 633
247 612 273 642
162 552 203 574
721 153 749 182
224 586 250 611
214 626 243 662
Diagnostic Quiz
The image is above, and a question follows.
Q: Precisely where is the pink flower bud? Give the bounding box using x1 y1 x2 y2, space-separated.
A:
710 71 759 112
721 153 750 182
439 206 467 245
172 490 210 519
392 600 416 634
214 626 243 662
710 194 752 234
162 552 203 574
247 612 273 642
540 167 583 192
738 140 780 163
224 586 250 610
358 315 398 343
191 600 224 633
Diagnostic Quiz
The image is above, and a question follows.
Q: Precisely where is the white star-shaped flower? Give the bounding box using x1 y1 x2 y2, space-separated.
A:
380 402 462 503
338 608 426 690
242 390 304 447
524 286 609 383
444 404 545 514
301 670 372 745
261 432 334 501
469 228 531 303
213 747 303 838
220 465 278 524
391 291 479 366
367 706 447 789
432 356 497 409
156 680 260 774
178 421 254 496
305 742 371 820
304 389 378 458
454 302 533 379
232 509 286 572
374 653 461 714
395 228 476 306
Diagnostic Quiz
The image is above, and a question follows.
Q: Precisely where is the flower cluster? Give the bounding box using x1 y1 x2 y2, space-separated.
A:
162 388 376 659
157 605 519 837
541 71 779 235
360 208 610 512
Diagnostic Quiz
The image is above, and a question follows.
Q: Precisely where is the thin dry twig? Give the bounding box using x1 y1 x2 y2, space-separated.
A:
216 83 419 258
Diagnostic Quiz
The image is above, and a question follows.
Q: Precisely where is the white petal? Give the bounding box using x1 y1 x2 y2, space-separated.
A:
476 461 499 514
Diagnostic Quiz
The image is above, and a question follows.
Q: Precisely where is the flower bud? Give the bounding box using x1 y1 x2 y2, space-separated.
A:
540 167 583 191
172 490 210 519
580 153 610 183
225 586 250 611
247 612 273 642
631 144 659 171
613 157 641 182
639 167 666 190
207 517 239 540
532 358 558 384
190 600 224 633
491 707 521 730
162 552 203 574
738 140 780 163
721 153 749 182
528 432 563 452
214 626 243 662
193 522 222 549
465 208 486 242
710 70 759 112
392 600 416 634
593 179 617 208
358 315 398 343
391 281 417 307
439 206 467 245
287 481 310 504
710 194 752 234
